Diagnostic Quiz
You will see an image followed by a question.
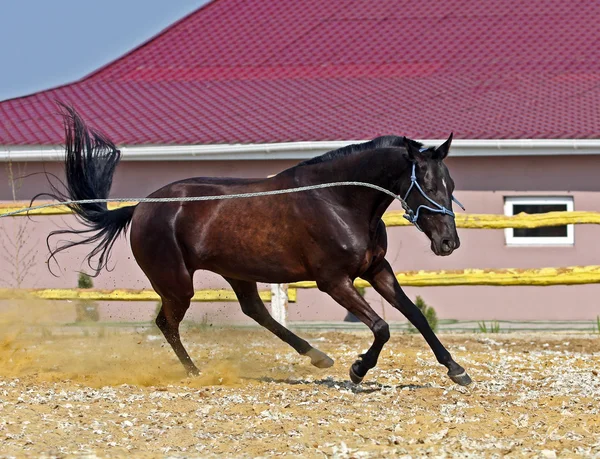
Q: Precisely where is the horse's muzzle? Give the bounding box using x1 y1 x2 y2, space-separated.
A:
431 237 460 256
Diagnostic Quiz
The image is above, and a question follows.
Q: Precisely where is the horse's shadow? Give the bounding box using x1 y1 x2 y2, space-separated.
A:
251 376 429 394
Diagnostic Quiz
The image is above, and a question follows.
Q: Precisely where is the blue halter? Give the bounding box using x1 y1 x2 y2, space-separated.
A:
403 162 465 232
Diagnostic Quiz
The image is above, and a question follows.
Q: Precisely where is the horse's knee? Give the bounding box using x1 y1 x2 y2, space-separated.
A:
374 320 390 344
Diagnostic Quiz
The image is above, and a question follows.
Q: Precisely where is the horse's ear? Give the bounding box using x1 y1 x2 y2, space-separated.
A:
403 136 418 161
434 132 453 160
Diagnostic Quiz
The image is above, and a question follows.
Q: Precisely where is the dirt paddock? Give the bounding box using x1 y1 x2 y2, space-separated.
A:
1 307 599 458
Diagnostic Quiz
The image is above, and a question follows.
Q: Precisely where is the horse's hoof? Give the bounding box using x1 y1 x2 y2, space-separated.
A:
349 365 364 384
305 348 334 369
187 368 201 378
448 370 472 386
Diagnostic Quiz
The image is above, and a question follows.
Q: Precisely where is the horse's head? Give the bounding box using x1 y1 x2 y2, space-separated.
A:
402 134 462 256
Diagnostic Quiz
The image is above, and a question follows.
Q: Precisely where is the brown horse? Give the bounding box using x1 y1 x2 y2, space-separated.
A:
42 105 471 386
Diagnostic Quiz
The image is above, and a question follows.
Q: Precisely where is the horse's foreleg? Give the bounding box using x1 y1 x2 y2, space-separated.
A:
226 278 334 369
156 298 200 377
319 277 390 384
362 259 472 386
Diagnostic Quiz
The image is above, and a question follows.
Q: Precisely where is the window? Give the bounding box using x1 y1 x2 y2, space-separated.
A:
504 197 574 246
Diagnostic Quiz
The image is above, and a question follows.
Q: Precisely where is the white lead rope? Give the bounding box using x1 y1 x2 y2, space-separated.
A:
0 181 412 219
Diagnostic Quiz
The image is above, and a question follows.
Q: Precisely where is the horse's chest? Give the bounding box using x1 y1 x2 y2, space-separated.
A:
331 233 380 274
356 223 387 276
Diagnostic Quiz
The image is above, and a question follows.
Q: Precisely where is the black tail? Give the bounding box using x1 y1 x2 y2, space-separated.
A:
36 103 136 276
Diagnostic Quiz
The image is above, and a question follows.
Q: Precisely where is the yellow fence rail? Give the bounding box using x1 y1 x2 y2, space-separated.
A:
290 265 600 289
382 210 600 228
3 201 599 229
0 287 298 303
0 201 137 216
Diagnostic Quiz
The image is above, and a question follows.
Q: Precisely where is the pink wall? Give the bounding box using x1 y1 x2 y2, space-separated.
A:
1 155 599 322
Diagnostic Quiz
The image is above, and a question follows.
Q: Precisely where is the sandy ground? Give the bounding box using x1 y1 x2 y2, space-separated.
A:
0 302 599 458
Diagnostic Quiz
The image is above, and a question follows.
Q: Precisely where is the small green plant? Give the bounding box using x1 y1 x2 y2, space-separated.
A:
77 272 93 289
595 316 600 334
75 272 99 322
408 296 438 333
478 320 500 333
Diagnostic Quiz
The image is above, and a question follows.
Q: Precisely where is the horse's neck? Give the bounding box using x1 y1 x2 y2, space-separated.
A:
362 152 410 221
319 149 411 220
354 150 408 191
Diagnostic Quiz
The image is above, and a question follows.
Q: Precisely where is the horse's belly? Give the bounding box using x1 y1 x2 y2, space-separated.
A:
201 247 310 284
188 223 311 282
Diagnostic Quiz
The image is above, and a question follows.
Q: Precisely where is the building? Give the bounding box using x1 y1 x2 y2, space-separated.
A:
1 0 599 323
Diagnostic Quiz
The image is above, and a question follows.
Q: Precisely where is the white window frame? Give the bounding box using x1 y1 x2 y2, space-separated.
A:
504 196 574 246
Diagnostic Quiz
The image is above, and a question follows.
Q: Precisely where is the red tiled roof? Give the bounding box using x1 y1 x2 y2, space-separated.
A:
1 0 599 145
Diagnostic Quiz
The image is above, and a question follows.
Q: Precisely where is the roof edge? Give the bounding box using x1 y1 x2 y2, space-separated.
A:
2 139 600 162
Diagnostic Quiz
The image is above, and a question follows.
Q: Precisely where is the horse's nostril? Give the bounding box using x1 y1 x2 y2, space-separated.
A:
441 239 455 251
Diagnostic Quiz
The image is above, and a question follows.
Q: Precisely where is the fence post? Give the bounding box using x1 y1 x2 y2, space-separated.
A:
270 283 288 327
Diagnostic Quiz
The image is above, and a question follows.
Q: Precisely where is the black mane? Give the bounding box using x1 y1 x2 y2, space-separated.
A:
298 135 424 166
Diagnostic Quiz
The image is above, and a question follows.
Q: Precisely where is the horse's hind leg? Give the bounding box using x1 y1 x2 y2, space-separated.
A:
130 205 200 376
143 263 199 376
155 295 199 377
226 278 334 369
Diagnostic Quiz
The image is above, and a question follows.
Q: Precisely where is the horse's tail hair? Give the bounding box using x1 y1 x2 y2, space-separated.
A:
35 102 136 276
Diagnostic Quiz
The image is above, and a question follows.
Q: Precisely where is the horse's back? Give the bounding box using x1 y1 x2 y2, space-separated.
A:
149 176 269 194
